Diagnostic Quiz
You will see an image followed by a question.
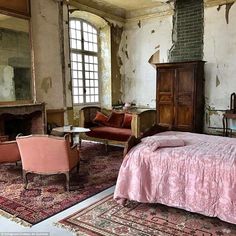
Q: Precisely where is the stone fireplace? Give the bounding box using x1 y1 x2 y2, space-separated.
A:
0 103 46 140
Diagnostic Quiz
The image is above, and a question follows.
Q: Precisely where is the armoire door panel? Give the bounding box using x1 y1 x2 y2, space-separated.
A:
158 105 174 126
158 70 175 93
158 94 173 102
175 105 193 128
176 68 194 93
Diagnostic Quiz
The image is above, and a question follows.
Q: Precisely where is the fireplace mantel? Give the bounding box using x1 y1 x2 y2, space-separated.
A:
0 103 46 139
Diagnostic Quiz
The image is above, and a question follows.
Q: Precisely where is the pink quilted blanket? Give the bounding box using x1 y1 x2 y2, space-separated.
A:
114 131 236 224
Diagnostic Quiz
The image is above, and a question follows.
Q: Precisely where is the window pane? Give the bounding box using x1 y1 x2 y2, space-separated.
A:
70 20 75 28
79 96 84 103
72 79 78 86
85 55 89 62
71 53 77 61
91 96 95 103
84 42 88 50
85 80 89 86
95 88 98 94
87 24 92 33
83 22 88 31
73 96 78 103
95 95 99 102
78 63 82 70
71 39 76 49
94 72 98 79
79 88 83 95
78 71 83 78
75 20 81 29
83 32 88 41
71 29 76 38
86 96 90 103
76 31 81 39
94 44 98 52
94 57 98 64
72 62 77 70
89 33 93 42
94 80 98 87
77 40 82 50
85 63 89 71
90 72 94 79
78 79 83 86
93 34 97 43
72 71 78 78
85 72 89 78
73 87 78 95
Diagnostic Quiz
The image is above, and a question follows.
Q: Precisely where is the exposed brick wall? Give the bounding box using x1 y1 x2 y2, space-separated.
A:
169 0 204 62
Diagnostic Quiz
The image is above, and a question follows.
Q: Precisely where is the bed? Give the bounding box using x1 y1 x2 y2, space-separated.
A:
114 131 236 224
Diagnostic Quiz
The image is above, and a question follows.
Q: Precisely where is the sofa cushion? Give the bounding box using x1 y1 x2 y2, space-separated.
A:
122 113 132 128
93 111 108 126
107 111 124 128
86 126 131 141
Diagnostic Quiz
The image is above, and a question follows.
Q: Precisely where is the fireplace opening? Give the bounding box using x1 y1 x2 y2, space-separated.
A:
0 111 43 140
4 114 32 140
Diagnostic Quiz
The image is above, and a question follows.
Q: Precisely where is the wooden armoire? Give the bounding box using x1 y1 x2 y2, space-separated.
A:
155 61 205 133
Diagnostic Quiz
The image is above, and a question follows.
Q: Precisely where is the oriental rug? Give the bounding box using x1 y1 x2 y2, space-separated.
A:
0 142 123 226
57 195 236 236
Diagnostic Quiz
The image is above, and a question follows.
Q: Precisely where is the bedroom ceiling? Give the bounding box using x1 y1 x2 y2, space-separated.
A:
70 0 236 21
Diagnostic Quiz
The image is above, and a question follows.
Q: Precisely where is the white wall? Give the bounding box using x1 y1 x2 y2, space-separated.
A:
119 16 173 108
204 4 236 131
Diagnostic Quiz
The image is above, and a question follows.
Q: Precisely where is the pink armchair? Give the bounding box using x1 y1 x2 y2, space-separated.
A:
16 134 79 191
0 140 21 164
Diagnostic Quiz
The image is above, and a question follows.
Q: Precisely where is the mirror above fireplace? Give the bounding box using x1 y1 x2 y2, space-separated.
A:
0 13 32 103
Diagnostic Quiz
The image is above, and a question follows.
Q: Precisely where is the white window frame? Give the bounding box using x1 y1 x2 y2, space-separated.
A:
69 18 100 105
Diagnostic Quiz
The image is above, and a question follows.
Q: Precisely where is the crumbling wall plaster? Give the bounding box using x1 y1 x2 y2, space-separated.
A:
31 0 64 109
204 4 236 132
119 16 172 108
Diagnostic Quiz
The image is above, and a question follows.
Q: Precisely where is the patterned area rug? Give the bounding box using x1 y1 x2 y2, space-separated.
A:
57 194 236 236
0 142 123 226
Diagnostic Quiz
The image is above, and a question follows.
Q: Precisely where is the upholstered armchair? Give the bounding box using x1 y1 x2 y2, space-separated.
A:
0 140 21 164
16 134 79 191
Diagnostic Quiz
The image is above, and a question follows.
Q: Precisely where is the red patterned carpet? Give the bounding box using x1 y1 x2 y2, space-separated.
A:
58 194 236 236
0 142 123 225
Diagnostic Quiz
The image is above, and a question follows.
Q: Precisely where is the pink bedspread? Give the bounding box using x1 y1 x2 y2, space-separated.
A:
114 131 236 224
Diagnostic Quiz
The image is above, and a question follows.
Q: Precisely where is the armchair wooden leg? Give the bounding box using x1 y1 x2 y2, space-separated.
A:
76 162 80 173
65 172 70 191
22 170 28 189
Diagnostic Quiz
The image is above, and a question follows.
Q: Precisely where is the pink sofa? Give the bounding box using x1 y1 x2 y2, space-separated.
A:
16 134 79 191
0 140 21 164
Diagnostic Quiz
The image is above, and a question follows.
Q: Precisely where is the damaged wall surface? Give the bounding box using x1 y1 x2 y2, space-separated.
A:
119 16 173 108
31 0 65 109
204 3 236 132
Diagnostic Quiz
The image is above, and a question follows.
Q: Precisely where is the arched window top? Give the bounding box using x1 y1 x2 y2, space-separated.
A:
69 18 98 53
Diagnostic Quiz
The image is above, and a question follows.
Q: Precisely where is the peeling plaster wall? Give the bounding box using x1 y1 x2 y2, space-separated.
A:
31 0 64 109
204 3 236 132
119 16 172 108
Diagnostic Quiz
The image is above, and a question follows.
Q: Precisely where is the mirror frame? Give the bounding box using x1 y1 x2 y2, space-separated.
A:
0 0 35 105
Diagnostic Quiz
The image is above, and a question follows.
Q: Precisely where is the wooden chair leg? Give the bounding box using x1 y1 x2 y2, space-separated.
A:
65 172 70 191
76 162 80 173
22 170 28 189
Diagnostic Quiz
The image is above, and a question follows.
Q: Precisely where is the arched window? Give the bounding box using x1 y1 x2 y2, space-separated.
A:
69 19 99 105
